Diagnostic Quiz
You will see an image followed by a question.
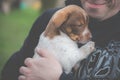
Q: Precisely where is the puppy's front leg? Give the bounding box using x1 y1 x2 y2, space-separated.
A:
79 41 95 59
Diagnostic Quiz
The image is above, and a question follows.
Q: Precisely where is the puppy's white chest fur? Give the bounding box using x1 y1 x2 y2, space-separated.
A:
34 31 94 74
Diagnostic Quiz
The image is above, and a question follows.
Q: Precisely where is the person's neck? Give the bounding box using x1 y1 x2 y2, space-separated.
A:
101 10 120 21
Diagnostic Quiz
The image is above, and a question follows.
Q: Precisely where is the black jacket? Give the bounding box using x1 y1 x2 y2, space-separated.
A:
1 6 120 80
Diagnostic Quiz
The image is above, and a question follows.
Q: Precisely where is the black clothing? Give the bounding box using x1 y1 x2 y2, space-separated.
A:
65 0 82 7
74 41 120 80
1 4 120 80
89 12 120 47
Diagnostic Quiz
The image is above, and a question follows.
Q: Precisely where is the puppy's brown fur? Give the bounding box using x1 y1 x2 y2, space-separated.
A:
44 5 91 44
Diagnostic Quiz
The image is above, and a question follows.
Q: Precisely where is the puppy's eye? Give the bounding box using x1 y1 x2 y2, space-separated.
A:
70 24 83 27
77 24 84 27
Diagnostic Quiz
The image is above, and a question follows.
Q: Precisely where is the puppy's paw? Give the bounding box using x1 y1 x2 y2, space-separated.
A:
80 41 95 55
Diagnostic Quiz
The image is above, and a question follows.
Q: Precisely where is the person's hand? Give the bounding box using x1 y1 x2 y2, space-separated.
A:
18 49 63 80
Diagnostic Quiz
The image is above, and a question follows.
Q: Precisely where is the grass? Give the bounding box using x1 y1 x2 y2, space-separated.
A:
0 8 40 78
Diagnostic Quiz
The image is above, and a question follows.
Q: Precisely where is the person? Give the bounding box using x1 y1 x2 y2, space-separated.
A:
1 0 120 80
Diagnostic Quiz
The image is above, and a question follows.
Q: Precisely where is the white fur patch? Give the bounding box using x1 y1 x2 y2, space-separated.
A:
33 31 94 74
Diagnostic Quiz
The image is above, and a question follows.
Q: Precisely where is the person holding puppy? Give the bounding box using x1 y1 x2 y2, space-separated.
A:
1 0 120 80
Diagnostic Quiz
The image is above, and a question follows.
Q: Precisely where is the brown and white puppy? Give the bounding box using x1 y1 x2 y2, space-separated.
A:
33 5 95 74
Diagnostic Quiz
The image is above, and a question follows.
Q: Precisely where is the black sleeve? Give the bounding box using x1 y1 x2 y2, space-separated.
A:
1 8 60 80
74 40 120 80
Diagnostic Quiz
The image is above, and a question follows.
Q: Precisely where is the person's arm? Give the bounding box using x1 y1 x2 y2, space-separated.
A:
18 47 74 80
18 49 63 80
74 40 120 80
1 8 60 80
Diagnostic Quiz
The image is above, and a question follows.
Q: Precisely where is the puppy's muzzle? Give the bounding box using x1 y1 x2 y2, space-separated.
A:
78 28 92 44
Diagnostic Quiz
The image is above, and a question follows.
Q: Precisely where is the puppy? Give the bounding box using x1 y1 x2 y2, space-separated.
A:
33 5 95 74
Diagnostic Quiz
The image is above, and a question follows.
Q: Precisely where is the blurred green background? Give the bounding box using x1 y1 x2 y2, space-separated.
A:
0 9 40 78
0 0 65 79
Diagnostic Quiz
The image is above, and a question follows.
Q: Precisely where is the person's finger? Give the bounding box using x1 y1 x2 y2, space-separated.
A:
19 66 31 75
18 75 26 80
24 58 34 67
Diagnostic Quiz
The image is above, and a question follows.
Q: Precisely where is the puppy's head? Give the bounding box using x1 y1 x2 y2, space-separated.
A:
44 5 92 44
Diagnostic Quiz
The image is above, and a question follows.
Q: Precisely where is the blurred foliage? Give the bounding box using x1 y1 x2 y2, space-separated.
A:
0 9 40 78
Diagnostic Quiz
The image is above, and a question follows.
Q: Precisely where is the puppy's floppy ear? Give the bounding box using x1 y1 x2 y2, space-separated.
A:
44 5 85 38
44 10 69 38
44 8 71 38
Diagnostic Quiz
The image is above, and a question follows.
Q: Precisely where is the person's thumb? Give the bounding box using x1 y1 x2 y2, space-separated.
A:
36 48 54 59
